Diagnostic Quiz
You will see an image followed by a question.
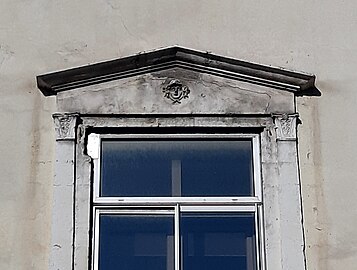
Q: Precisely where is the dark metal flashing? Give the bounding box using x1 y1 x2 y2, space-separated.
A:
37 46 320 96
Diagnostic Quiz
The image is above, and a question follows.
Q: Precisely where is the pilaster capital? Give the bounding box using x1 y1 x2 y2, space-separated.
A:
53 113 79 141
272 113 299 141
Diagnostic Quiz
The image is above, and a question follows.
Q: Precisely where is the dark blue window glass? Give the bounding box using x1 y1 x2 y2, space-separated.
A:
99 215 174 270
101 140 253 197
181 213 257 270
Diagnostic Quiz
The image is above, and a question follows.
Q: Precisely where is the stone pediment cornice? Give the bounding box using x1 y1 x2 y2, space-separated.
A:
37 46 319 97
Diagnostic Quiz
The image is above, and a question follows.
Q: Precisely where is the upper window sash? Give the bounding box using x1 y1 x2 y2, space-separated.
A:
88 133 262 204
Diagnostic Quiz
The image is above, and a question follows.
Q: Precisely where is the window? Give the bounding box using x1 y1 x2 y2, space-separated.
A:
90 133 264 270
37 46 318 270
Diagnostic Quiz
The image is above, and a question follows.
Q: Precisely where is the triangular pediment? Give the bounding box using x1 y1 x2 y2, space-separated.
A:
37 47 320 115
37 46 319 97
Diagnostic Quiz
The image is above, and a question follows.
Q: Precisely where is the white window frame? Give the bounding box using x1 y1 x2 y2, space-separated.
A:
89 132 266 270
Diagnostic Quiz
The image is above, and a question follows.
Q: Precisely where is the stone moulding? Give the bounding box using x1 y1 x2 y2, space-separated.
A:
36 46 320 97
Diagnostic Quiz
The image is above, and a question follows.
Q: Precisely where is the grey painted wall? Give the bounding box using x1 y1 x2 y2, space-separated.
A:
1 1 356 269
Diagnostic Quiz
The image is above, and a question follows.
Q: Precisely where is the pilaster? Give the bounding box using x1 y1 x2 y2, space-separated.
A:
50 113 78 270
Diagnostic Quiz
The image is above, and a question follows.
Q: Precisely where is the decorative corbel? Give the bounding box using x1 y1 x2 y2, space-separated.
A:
272 113 299 141
53 113 79 141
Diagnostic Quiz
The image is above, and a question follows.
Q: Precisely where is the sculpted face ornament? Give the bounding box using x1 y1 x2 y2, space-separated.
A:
162 79 190 104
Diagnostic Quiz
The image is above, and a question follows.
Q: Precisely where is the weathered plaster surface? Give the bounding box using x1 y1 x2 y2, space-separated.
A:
1 0 357 269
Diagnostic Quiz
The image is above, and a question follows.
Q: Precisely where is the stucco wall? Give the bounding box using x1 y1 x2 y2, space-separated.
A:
1 1 356 269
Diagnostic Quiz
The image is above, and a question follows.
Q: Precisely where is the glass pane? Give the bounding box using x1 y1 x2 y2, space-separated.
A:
180 141 252 196
101 140 253 197
101 141 172 196
181 213 257 270
99 214 174 270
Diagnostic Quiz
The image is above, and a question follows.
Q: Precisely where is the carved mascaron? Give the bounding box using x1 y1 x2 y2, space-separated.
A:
162 79 190 104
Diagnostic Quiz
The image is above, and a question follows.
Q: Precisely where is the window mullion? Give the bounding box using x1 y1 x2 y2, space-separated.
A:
172 160 182 196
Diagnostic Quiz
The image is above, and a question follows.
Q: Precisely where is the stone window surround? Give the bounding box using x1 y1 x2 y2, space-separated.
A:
51 113 303 270
37 46 320 270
